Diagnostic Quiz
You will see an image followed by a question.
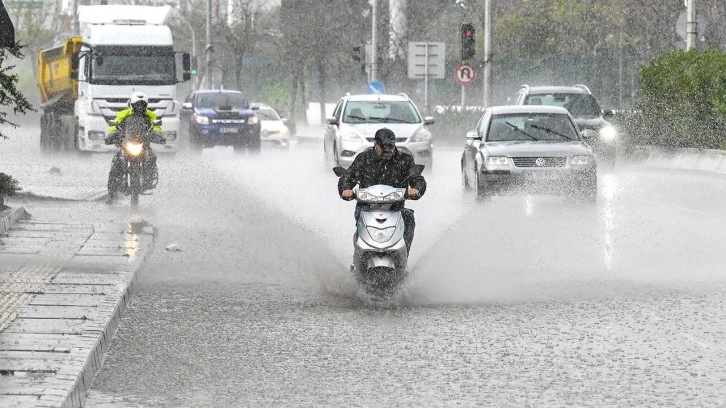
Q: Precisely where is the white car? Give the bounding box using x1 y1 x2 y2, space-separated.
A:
253 103 290 148
323 93 435 170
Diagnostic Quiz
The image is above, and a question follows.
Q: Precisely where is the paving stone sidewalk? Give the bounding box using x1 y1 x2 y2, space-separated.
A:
0 206 155 407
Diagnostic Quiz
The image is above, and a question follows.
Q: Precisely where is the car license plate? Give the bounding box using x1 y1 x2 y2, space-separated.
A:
529 171 557 179
220 127 239 134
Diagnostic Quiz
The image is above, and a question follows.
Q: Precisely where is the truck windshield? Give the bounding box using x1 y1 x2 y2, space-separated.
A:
90 46 175 85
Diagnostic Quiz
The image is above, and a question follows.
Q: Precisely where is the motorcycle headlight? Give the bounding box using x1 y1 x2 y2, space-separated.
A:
124 141 144 157
571 155 592 165
366 226 396 243
410 129 432 143
194 115 210 125
599 126 617 142
247 115 259 125
341 130 364 142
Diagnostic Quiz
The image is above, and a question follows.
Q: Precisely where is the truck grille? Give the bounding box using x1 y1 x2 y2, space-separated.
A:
512 157 566 168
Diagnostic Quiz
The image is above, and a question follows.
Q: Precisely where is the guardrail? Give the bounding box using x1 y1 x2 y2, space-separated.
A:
629 146 726 175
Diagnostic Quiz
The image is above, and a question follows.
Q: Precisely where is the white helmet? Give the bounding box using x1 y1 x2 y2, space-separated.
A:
128 92 149 110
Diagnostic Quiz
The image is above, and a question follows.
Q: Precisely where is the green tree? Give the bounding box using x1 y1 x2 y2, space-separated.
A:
0 42 33 140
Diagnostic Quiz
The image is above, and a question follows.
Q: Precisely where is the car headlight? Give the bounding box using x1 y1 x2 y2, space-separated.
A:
599 126 617 142
410 129 432 142
247 115 259 125
366 226 396 243
194 115 209 125
341 130 364 142
571 155 592 165
483 155 509 170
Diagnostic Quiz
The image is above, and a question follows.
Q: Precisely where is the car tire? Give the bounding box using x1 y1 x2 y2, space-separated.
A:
189 128 203 154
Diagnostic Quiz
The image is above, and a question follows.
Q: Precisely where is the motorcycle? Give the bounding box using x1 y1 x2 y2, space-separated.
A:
106 116 165 206
333 164 424 299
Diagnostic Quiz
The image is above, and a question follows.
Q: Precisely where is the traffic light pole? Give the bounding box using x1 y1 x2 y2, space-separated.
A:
370 0 377 82
483 0 492 107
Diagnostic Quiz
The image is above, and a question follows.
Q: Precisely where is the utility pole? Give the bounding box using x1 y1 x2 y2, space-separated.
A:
370 0 377 82
205 0 213 89
686 0 697 50
482 0 492 107
71 0 79 35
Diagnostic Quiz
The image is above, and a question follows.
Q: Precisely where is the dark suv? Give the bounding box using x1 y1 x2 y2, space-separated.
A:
180 90 261 153
514 84 618 159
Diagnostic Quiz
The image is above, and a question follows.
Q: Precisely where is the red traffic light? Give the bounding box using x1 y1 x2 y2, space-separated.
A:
460 23 475 60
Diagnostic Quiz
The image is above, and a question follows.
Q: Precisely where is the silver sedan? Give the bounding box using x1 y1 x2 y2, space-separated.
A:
461 105 597 202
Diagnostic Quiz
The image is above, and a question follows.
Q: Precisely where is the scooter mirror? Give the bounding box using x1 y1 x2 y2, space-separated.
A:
333 166 348 177
409 164 425 177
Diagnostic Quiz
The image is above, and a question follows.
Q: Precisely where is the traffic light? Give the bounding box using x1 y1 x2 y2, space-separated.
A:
191 56 198 76
461 23 475 60
352 46 362 62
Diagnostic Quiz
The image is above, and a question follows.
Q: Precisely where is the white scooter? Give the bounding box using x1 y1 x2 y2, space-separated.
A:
334 164 424 299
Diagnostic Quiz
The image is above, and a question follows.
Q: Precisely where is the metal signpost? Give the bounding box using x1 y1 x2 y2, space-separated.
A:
407 41 445 114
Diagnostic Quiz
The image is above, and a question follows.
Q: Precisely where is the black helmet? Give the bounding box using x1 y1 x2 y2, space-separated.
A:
374 128 396 147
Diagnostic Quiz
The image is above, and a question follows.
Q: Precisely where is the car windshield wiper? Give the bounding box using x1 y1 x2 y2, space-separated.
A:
385 117 409 123
529 124 574 141
504 121 538 141
347 114 367 121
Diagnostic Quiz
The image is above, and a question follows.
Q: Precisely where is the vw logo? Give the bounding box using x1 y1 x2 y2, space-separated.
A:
535 158 546 167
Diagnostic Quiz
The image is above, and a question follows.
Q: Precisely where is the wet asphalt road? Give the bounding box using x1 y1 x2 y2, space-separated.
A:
3 126 726 407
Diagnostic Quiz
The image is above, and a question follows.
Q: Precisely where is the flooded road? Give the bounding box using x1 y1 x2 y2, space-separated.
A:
4 127 726 406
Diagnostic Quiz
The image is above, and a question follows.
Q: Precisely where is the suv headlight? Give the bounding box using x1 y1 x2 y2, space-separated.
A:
410 129 432 143
483 155 509 170
194 115 209 125
571 155 592 165
341 130 364 142
247 115 259 125
599 126 617 142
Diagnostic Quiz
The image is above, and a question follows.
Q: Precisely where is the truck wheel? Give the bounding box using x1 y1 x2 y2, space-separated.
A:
40 113 50 153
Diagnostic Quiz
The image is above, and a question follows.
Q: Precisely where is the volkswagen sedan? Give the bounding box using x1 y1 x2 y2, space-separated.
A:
461 105 597 202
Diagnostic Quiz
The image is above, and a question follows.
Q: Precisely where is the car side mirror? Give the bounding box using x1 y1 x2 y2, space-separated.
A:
423 116 435 125
603 110 615 119
333 166 348 177
182 102 192 110
325 116 339 126
466 130 481 140
581 129 597 139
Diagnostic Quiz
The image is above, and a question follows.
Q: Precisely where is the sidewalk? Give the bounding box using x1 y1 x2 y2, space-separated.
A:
0 206 155 407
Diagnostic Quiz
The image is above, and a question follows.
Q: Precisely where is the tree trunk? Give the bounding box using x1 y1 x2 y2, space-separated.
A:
289 60 300 129
299 66 307 125
316 57 326 126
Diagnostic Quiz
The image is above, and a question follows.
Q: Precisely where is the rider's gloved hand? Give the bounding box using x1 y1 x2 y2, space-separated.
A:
104 132 118 145
341 189 355 200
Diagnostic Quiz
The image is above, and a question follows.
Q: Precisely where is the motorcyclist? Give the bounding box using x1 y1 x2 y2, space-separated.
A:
338 128 426 254
105 92 165 203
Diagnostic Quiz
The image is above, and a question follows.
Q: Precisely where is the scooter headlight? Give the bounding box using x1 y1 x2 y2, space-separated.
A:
366 226 396 243
124 141 144 157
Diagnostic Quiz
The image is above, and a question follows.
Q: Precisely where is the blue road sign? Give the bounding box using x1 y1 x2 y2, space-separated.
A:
367 81 385 94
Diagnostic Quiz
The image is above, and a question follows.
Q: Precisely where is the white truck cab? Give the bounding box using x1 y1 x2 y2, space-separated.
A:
74 5 190 152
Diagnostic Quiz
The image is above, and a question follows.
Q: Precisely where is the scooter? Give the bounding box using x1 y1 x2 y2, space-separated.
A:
106 116 165 206
333 164 424 299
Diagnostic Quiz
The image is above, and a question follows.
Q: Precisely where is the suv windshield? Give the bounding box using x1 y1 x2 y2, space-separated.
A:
196 93 249 109
343 101 420 124
524 93 602 118
487 113 579 142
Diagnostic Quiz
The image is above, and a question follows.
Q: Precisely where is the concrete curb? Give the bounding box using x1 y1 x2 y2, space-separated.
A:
631 146 726 175
64 222 156 408
15 190 108 203
0 206 29 236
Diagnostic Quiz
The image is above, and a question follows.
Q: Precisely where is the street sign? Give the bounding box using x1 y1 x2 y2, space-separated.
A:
367 81 385 94
454 62 477 86
407 42 445 79
5 0 43 9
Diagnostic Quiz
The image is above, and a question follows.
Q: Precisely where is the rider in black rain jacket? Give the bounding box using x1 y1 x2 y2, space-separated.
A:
338 128 426 253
